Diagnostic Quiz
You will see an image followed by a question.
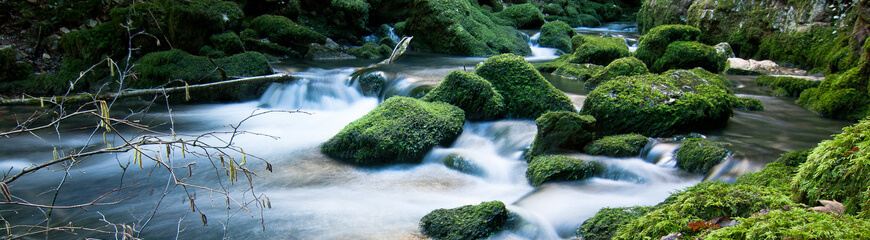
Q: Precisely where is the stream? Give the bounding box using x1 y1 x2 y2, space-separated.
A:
0 24 853 239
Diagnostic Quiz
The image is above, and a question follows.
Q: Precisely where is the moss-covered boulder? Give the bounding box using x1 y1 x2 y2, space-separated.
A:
210 32 245 56
527 155 602 187
527 112 597 159
584 134 650 158
733 162 796 196
580 69 736 137
475 54 576 119
703 208 870 240
585 57 648 88
321 97 465 165
406 0 531 56
576 206 655 240
167 0 244 52
553 63 604 81
612 181 794 240
571 35 629 66
792 118 870 217
59 21 127 63
538 20 575 53
133 49 272 86
796 67 870 120
675 138 729 174
634 25 701 69
249 15 327 54
733 97 764 111
0 46 33 83
421 70 506 121
495 3 545 29
756 75 821 98
348 43 392 59
652 41 726 73
420 201 510 240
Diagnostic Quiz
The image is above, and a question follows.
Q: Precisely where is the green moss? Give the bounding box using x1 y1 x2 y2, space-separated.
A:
526 155 602 186
756 26 857 73
475 54 576 119
528 112 597 159
534 54 576 73
442 154 483 176
634 25 701 68
676 138 729 174
792 118 870 217
347 43 392 59
132 49 272 89
59 21 126 63
494 3 544 29
576 206 655 240
755 75 821 98
732 97 764 111
541 3 565 15
545 14 600 27
652 41 725 73
239 28 296 57
613 181 795 240
210 32 244 55
0 46 34 83
571 35 630 66
775 148 813 167
553 63 604 81
421 70 506 121
407 0 530 56
167 0 244 52
796 68 870 120
584 134 650 158
704 208 870 240
420 201 509 240
249 14 326 54
734 162 796 196
580 69 735 137
321 97 465 165
538 20 575 53
585 57 648 88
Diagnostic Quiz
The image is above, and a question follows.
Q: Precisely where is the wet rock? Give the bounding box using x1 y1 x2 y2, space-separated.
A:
714 42 735 59
420 201 509 240
527 111 596 159
675 138 730 174
584 134 651 158
321 97 465 165
726 58 810 76
526 155 601 186
475 54 575 119
421 70 506 121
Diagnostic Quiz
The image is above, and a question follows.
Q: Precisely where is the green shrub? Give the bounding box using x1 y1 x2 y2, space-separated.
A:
584 134 650 158
495 3 545 29
580 69 735 137
475 54 576 119
676 138 730 174
634 25 701 68
538 20 575 53
528 112 597 159
792 118 870 217
421 70 506 121
704 208 870 240
420 201 510 240
576 206 655 240
756 75 821 97
571 35 630 65
652 41 725 73
321 97 465 165
586 57 648 88
732 97 764 111
527 155 602 186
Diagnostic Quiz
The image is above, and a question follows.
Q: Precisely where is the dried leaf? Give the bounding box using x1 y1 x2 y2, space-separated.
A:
266 162 273 173
0 182 12 202
811 200 844 216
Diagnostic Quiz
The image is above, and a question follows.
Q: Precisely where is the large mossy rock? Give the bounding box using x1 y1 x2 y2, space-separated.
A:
797 67 870 120
249 14 326 54
703 208 870 239
59 22 127 63
585 56 648 89
421 70 506 121
652 41 726 73
475 54 576 119
792 118 870 217
347 43 393 59
167 0 244 53
528 112 597 159
576 206 655 240
580 69 735 137
321 97 465 165
634 25 701 69
571 35 629 66
527 155 602 187
406 0 531 56
538 20 575 53
612 181 794 240
420 201 510 240
584 134 650 158
495 3 545 29
675 138 729 174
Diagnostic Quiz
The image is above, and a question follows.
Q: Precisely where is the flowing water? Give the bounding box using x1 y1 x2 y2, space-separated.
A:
0 26 854 239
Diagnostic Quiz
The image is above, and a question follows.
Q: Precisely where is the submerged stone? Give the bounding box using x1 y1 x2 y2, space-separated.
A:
421 70 506 121
321 97 465 165
475 54 576 119
526 155 601 187
420 201 509 240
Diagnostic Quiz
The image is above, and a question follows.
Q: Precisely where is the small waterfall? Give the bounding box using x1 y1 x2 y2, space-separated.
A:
640 140 680 167
258 68 366 110
526 32 560 61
